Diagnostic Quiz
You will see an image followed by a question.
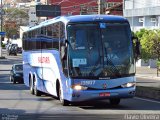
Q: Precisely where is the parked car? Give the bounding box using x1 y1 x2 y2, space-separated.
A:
10 64 23 84
17 47 22 53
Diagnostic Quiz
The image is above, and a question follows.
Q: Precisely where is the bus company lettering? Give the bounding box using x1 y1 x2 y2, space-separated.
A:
38 57 50 64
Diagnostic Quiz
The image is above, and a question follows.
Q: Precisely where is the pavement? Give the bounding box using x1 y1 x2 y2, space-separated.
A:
136 66 160 80
136 66 160 88
136 66 160 101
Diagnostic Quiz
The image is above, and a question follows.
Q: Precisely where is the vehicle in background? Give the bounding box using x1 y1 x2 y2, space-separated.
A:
10 64 23 84
7 44 18 56
17 47 22 53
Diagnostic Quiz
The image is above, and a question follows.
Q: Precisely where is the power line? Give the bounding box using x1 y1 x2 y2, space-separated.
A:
52 0 97 9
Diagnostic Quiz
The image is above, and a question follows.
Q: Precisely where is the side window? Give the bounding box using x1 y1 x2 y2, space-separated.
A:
36 28 41 49
60 22 65 39
32 30 36 50
52 22 60 50
41 27 46 35
46 25 53 36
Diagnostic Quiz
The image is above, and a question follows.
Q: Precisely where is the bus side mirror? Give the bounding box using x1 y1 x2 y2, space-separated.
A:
132 36 141 60
61 40 68 60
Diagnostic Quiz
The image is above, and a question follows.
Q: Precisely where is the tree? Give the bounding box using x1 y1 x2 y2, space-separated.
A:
135 29 151 61
3 8 29 40
141 29 160 61
140 29 160 76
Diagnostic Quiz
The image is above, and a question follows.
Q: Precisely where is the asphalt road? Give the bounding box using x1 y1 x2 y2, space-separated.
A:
0 50 160 120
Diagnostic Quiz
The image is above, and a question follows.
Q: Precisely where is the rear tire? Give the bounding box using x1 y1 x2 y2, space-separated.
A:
33 77 41 96
109 98 120 105
30 78 34 95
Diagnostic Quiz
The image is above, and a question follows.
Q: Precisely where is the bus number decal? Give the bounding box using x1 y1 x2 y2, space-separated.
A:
38 57 50 64
81 80 95 85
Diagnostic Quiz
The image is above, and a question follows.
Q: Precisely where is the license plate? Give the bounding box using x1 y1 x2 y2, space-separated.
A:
99 92 110 97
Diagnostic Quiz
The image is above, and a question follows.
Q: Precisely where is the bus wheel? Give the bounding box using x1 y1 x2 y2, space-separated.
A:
109 98 120 105
30 78 34 95
33 78 41 96
58 85 69 106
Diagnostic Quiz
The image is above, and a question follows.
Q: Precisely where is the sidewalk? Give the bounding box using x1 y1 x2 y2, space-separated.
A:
136 66 160 80
136 66 160 101
136 66 160 88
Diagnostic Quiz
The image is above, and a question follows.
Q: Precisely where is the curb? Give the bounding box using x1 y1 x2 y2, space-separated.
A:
136 86 160 101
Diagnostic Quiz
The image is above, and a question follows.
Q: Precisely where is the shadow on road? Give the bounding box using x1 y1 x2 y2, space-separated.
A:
0 74 27 90
0 58 22 65
75 99 160 111
0 111 124 120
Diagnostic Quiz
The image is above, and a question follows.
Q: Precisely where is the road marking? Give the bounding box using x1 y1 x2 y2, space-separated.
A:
135 97 160 104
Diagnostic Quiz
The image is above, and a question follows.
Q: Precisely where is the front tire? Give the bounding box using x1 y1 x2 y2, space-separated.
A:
58 84 69 106
109 98 120 105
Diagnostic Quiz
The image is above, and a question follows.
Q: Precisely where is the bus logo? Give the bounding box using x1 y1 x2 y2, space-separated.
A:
102 83 107 89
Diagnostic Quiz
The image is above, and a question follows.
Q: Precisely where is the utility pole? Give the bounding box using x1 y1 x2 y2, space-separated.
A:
98 0 105 14
0 0 3 58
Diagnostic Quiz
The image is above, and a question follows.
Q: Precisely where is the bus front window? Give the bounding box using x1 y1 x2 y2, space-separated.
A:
67 23 135 79
101 23 135 77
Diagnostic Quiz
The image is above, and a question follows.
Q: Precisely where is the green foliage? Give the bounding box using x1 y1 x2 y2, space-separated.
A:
5 8 28 20
136 29 160 61
135 28 147 39
1 43 5 48
3 8 29 39
134 29 149 60
157 61 160 67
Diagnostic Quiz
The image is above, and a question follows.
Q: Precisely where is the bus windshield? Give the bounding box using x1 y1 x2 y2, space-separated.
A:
67 22 135 79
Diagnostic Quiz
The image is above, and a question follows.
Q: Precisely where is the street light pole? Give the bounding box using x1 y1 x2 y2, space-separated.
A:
98 0 105 14
0 0 3 58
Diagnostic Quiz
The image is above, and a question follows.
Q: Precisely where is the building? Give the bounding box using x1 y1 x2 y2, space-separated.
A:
3 0 31 9
123 0 160 31
105 2 123 16
28 4 39 26
49 0 122 15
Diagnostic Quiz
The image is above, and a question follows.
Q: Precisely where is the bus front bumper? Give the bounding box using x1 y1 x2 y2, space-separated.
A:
67 87 136 102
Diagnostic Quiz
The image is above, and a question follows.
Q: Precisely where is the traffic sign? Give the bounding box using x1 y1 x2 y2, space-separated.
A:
0 32 6 36
36 5 61 17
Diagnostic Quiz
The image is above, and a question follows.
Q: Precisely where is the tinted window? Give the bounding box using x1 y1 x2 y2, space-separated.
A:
23 22 65 51
15 65 23 71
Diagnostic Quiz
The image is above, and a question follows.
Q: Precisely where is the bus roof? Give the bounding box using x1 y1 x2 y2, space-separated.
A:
63 15 128 23
26 15 128 32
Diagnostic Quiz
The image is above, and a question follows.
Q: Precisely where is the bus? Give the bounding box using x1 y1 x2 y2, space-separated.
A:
22 15 139 106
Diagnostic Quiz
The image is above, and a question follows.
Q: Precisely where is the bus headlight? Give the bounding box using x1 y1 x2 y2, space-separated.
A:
71 85 88 90
121 82 136 88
